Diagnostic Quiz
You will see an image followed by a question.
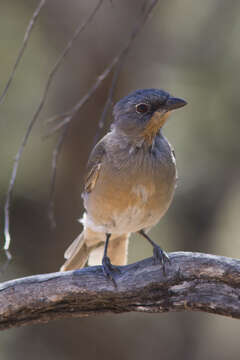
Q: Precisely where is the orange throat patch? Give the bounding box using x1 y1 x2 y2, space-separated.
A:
142 111 170 145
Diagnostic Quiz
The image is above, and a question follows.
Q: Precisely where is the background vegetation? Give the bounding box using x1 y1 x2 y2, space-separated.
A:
1 0 240 359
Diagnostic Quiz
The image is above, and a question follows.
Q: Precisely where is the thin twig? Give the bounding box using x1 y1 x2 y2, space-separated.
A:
0 0 47 106
47 0 159 225
3 0 104 254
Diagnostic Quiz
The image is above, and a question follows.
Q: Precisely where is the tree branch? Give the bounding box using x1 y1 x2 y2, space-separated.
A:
1 251 240 331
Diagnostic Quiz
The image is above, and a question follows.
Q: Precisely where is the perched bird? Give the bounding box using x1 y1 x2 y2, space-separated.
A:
60 88 187 279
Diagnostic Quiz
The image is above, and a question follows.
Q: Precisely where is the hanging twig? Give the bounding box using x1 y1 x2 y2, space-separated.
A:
3 0 104 256
47 0 159 225
0 0 47 106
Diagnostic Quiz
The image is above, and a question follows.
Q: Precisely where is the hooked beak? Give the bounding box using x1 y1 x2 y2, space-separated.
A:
164 96 187 111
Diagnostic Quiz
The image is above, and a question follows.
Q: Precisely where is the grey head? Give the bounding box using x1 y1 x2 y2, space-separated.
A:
112 88 187 139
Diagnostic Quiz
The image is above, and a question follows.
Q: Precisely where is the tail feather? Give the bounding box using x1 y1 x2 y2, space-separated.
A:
87 234 129 266
60 232 90 271
60 228 130 271
64 232 85 260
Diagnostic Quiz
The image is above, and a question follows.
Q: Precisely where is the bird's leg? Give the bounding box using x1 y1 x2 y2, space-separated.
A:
102 233 119 283
139 229 170 274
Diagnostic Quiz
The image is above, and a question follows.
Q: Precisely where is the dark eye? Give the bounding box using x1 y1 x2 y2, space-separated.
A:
136 103 150 114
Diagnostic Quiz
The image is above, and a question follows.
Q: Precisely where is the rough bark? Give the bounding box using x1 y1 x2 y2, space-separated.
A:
0 251 240 331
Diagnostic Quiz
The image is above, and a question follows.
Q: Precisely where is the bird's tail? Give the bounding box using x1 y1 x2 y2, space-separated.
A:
60 227 129 271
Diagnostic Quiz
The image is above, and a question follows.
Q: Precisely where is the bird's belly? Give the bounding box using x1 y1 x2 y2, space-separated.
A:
82 172 176 234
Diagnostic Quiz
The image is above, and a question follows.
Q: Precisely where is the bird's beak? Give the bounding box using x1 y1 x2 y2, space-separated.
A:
150 96 187 131
144 95 187 140
164 97 187 111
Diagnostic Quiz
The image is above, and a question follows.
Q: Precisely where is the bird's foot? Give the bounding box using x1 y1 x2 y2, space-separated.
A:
152 245 171 275
102 255 120 286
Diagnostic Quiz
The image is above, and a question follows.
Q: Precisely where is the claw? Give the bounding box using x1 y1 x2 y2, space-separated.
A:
102 255 119 286
152 245 170 275
138 230 171 276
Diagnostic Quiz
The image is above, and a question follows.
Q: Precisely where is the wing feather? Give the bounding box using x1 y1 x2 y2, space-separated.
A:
84 139 106 193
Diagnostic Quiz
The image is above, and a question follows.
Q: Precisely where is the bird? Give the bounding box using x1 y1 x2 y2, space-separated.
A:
60 88 187 280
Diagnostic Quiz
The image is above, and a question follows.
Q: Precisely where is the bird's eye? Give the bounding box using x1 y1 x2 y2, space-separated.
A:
135 103 150 114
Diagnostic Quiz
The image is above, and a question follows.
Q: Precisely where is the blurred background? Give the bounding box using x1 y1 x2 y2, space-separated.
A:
1 0 240 359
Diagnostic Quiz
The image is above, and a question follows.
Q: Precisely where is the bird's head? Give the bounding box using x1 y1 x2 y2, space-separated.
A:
113 88 187 145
